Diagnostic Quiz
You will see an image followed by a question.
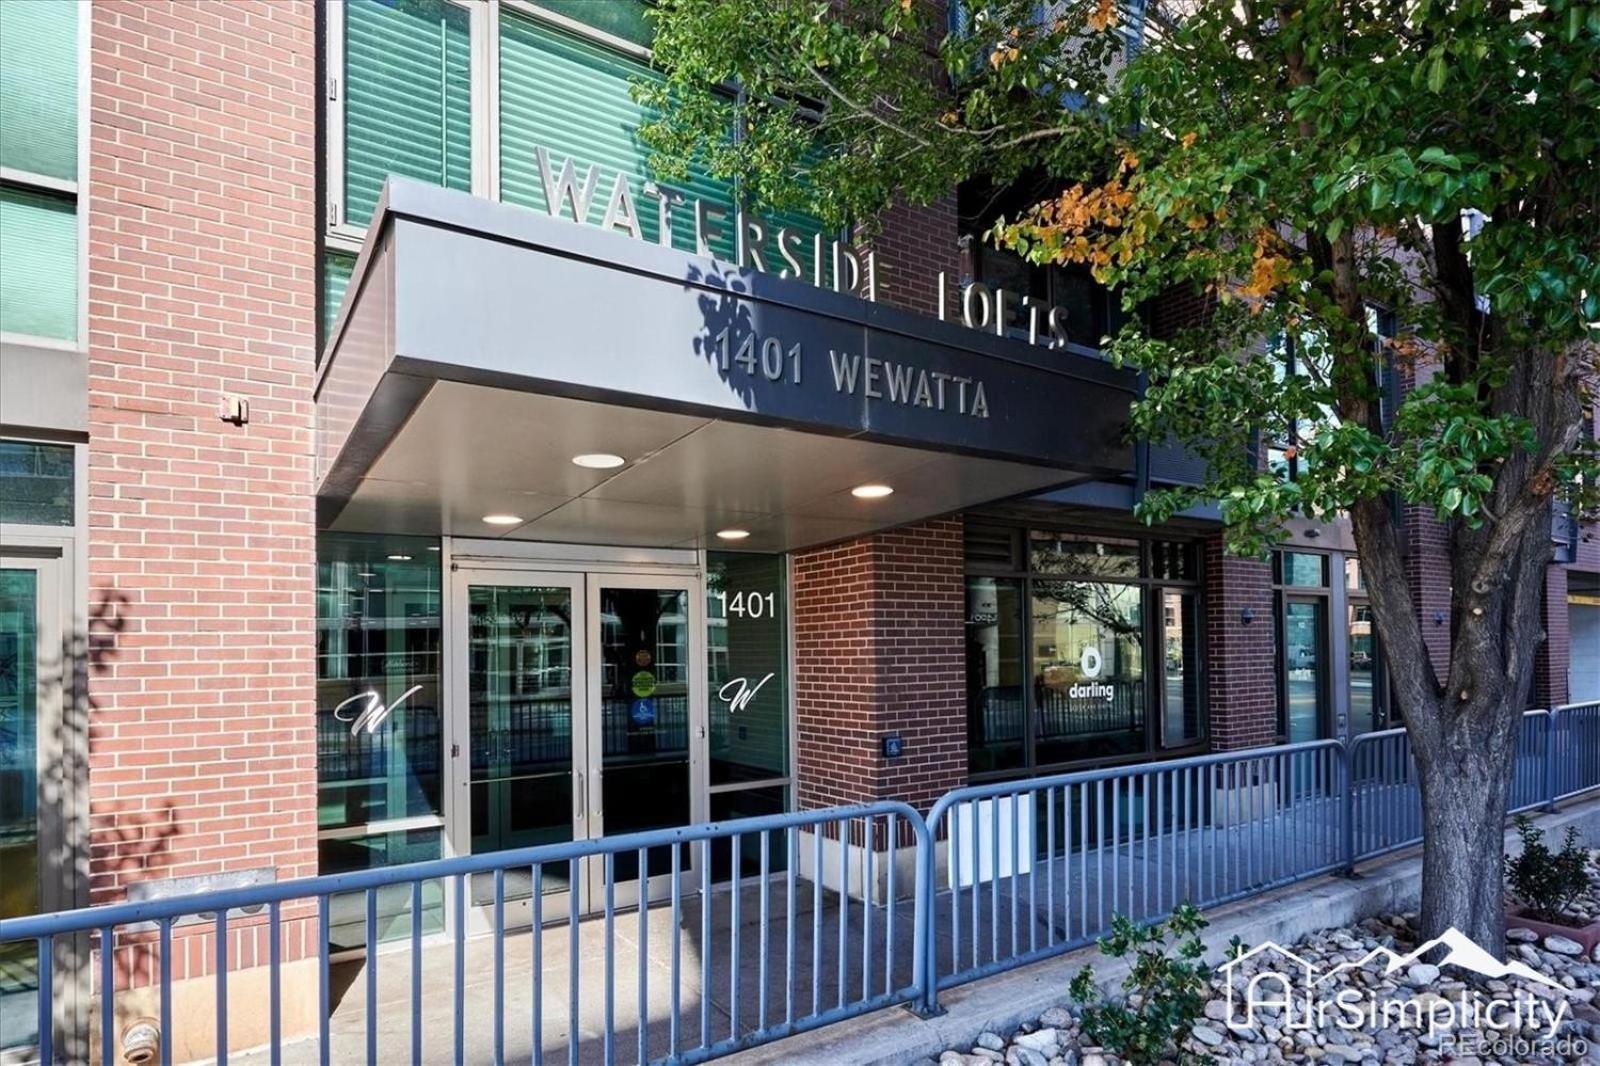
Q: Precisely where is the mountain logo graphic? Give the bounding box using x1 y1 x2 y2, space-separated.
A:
1313 928 1562 989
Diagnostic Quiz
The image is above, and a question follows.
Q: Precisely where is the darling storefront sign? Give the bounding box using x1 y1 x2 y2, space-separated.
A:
532 146 1082 356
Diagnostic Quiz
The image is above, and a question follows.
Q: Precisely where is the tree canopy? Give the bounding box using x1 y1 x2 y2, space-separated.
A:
640 0 1600 943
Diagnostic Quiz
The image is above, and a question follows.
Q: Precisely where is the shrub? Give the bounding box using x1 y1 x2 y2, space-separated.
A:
1504 815 1592 925
1069 903 1216 1065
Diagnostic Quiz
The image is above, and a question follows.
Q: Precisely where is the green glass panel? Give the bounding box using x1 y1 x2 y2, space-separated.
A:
322 249 356 344
0 568 40 1051
343 0 472 228
1279 551 1328 587
529 0 653 48
706 553 788 785
316 533 443 830
498 8 738 261
0 185 77 342
0 0 77 181
0 441 73 527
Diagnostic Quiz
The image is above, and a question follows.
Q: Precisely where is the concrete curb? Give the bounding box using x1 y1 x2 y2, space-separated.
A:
726 796 1600 1066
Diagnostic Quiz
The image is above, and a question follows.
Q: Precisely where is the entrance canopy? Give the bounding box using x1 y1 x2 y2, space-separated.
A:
315 180 1138 552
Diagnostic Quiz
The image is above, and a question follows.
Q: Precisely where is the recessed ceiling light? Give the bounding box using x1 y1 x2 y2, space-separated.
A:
572 453 625 469
716 528 751 541
357 571 376 578
386 554 412 561
427 546 441 552
851 483 894 499
482 514 523 526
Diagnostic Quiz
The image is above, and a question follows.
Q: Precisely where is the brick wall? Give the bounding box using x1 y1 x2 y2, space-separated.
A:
85 0 318 916
1201 535 1279 749
858 194 961 319
793 518 967 813
1532 565 1570 708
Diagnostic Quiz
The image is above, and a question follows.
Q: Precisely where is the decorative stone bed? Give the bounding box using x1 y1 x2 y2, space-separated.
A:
929 853 1600 1066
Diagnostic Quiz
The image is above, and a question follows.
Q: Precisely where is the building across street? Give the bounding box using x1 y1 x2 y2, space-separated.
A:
0 1 1595 1062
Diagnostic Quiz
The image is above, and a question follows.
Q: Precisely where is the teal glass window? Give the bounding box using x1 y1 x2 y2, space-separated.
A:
528 0 653 48
342 0 472 228
706 552 789 785
321 250 356 346
316 533 443 830
0 0 77 182
0 186 77 342
0 441 74 526
498 7 738 261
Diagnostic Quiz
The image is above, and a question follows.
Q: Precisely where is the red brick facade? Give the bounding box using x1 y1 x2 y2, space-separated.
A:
793 518 968 813
1201 536 1279 749
85 0 319 908
859 194 963 319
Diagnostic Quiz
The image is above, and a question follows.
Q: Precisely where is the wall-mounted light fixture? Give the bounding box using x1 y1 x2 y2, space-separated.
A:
1240 607 1255 625
1433 610 1446 626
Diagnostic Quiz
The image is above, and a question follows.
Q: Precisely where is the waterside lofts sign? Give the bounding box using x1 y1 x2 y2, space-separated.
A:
532 147 1086 355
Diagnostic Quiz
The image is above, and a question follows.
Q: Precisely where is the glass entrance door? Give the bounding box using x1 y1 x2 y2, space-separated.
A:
455 571 587 925
586 577 697 903
0 553 65 1060
451 567 701 921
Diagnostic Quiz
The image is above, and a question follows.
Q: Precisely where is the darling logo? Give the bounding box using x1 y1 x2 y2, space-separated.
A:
1221 928 1581 1053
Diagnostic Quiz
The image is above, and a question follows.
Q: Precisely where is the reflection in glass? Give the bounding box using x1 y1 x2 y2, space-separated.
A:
706 553 788 785
1279 552 1327 588
321 829 445 952
1032 581 1144 764
1161 590 1202 747
709 786 788 881
0 441 73 526
966 576 1026 773
599 586 692 881
1283 599 1328 741
469 584 575 901
1349 603 1382 734
1028 531 1140 578
317 534 442 830
0 569 39 1052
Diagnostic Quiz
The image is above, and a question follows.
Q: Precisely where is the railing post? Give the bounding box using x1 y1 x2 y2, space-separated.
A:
1542 706 1561 812
1338 740 1356 876
915 804 941 1017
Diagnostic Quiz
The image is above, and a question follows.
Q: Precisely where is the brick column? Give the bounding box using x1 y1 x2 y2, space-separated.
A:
792 517 967 813
1531 566 1570 708
86 1 319 1051
1203 536 1278 749
856 195 961 320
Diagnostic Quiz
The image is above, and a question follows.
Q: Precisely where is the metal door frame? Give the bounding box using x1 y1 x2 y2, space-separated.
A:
582 570 707 909
446 567 589 932
442 540 707 928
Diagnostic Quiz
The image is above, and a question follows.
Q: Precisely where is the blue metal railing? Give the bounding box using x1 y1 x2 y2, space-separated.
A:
922 738 1348 999
4 704 1598 1064
1 803 929 1066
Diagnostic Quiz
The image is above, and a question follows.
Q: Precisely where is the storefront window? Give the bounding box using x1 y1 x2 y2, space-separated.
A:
1348 603 1382 734
965 523 1204 777
1029 531 1140 578
966 576 1026 773
1032 581 1144 764
1161 590 1203 747
1279 551 1328 588
316 534 443 831
706 552 789 787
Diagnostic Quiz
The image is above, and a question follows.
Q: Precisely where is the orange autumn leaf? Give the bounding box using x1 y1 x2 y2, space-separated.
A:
1087 0 1119 32
1181 131 1198 149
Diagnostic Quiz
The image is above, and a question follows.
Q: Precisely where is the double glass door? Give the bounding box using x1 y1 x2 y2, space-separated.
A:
451 569 700 924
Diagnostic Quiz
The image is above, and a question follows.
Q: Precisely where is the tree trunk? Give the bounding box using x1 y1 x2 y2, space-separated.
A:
1412 700 1520 945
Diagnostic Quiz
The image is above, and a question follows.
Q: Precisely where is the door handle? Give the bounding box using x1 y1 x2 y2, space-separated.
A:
574 770 585 821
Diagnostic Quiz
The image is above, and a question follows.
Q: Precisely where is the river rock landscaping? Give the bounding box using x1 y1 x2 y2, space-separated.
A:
929 904 1600 1065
